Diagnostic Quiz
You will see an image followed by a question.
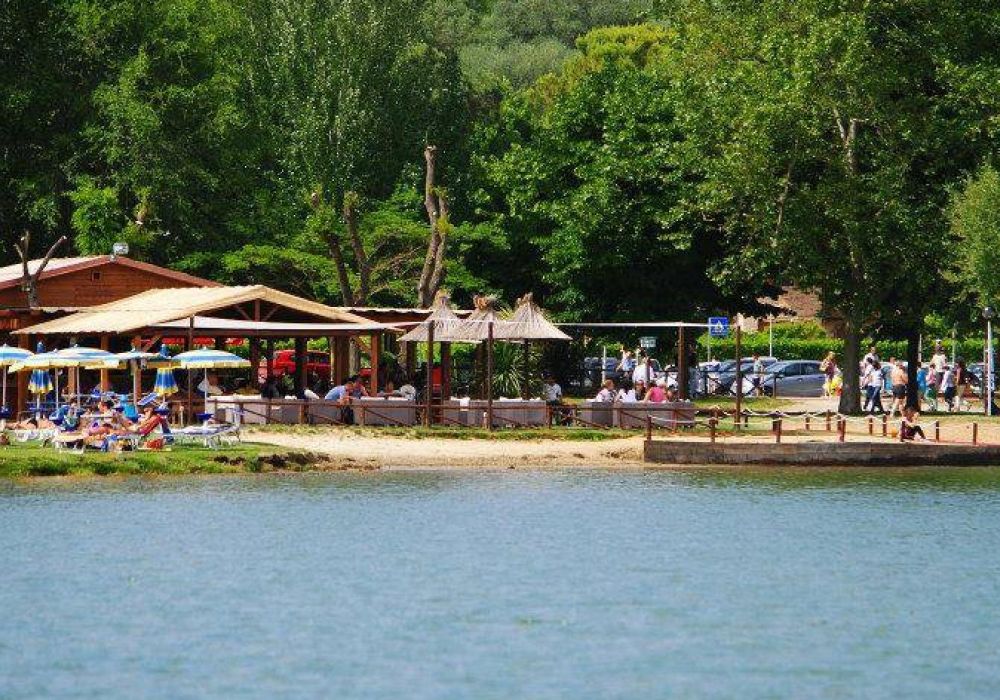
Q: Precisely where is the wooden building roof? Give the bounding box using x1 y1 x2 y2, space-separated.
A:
15 286 380 336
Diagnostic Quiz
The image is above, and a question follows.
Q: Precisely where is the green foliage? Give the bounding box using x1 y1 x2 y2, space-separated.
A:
951 164 1000 307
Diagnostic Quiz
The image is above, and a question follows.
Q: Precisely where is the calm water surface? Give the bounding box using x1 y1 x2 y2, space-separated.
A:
2 467 1000 699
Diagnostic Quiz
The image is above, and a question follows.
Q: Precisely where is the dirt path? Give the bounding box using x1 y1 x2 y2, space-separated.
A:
248 430 647 469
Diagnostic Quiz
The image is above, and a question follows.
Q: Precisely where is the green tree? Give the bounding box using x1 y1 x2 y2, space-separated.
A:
951 165 1000 307
478 25 757 320
679 0 1000 412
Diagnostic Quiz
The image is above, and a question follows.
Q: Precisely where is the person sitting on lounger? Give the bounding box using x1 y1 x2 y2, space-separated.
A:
13 415 55 430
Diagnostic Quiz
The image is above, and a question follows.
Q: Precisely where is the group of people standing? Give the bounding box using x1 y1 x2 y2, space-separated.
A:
853 344 972 415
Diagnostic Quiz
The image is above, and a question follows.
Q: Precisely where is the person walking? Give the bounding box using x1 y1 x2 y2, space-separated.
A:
930 344 948 386
862 360 884 414
922 363 939 412
940 364 956 412
820 351 838 397
751 353 765 397
954 358 969 411
888 359 908 418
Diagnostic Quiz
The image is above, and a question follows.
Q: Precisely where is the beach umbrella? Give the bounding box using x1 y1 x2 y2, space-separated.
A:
173 349 249 421
154 368 179 397
100 347 173 404
53 345 117 411
13 350 76 415
0 344 33 420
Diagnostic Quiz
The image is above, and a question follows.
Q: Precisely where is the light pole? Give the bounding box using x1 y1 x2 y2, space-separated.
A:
984 307 995 417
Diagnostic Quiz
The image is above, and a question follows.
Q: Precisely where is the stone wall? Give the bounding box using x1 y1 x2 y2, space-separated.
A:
644 440 1000 467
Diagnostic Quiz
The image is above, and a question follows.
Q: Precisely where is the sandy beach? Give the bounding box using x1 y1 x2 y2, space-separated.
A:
248 429 647 469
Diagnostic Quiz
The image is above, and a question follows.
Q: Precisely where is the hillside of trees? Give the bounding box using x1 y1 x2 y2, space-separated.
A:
4 0 1000 408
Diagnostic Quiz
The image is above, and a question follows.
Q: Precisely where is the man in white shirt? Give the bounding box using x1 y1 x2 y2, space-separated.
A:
632 354 655 387
930 345 948 384
543 377 562 405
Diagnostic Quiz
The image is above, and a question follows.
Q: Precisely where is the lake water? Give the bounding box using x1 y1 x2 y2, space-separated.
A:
2 468 1000 699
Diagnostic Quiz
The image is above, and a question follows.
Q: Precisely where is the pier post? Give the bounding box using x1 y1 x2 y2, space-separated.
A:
973 422 979 445
775 418 782 443
882 414 888 437
839 418 846 442
868 416 873 435
645 415 652 441
825 411 832 431
709 417 717 443
805 414 810 431
934 420 940 442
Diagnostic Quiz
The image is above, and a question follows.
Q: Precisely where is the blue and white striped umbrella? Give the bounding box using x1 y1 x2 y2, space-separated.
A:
28 369 53 395
0 345 33 418
154 368 179 397
173 349 250 370
0 344 32 368
54 345 116 366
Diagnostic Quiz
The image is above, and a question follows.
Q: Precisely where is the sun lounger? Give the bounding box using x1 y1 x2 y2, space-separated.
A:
172 422 240 449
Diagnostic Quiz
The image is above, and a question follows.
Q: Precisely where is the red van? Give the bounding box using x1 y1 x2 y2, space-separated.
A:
260 350 331 380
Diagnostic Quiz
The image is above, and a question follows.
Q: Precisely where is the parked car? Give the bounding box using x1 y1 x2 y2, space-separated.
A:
713 357 778 395
735 360 825 397
259 349 331 380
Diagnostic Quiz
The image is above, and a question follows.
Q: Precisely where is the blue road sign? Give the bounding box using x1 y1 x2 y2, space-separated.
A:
708 317 730 338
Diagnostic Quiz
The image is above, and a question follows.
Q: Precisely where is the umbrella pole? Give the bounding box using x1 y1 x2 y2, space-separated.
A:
54 370 60 416
1 371 6 431
204 368 209 424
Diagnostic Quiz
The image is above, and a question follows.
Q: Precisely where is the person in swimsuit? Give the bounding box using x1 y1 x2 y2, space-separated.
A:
889 360 908 418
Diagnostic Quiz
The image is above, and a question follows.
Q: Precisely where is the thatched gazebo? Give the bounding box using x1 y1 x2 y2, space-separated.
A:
399 291 466 401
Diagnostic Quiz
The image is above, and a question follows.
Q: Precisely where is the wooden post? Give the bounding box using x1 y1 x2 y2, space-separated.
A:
882 413 888 437
294 337 307 398
645 415 652 441
265 339 275 382
249 338 260 391
405 341 417 379
825 410 832 431
839 418 846 442
973 422 979 445
486 321 494 431
99 334 110 392
522 341 530 400
709 417 717 443
934 420 940 442
214 336 225 351
424 321 434 427
775 418 782 443
370 332 381 395
441 342 452 399
16 333 30 414
185 317 194 423
805 414 811 431
868 416 873 435
678 325 688 400
734 324 742 429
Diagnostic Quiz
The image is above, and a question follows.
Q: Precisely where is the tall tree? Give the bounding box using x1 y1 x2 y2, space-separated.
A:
680 0 1000 413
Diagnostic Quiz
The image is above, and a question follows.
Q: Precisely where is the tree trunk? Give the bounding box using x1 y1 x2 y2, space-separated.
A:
15 232 67 308
343 191 370 305
311 191 354 306
838 320 863 414
905 327 921 410
417 145 447 308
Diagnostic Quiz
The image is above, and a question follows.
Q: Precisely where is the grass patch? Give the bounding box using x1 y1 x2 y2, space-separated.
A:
0 442 328 479
693 397 795 411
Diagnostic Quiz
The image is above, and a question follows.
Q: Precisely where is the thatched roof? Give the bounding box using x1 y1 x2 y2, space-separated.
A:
451 295 503 342
494 293 570 341
398 292 467 343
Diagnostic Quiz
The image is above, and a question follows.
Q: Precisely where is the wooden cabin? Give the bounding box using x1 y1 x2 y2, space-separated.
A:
0 256 218 336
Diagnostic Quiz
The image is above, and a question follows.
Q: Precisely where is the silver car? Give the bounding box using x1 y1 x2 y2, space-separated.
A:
735 360 826 397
